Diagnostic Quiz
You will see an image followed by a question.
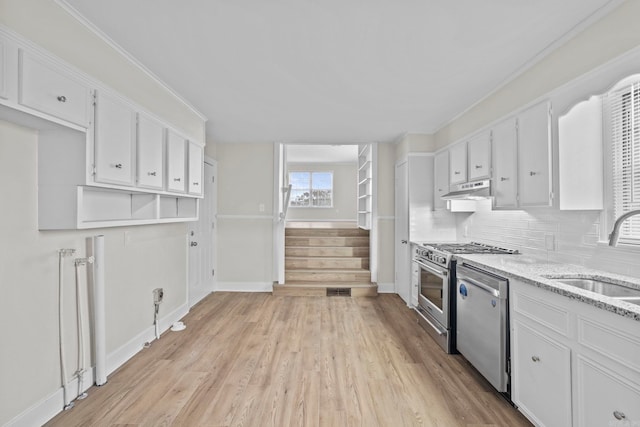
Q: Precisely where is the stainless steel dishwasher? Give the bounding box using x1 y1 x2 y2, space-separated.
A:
456 263 510 396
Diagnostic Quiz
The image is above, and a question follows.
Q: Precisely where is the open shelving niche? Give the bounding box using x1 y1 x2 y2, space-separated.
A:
357 143 376 230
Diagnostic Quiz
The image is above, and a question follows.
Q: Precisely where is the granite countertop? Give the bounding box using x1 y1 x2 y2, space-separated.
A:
454 254 640 321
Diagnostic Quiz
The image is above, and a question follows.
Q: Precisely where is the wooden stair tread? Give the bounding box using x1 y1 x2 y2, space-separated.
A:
278 282 376 288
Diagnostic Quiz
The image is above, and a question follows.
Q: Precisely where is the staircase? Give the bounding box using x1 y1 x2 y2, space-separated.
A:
272 223 377 297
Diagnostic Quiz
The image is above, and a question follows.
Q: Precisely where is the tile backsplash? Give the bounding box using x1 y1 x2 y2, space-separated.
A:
456 208 640 278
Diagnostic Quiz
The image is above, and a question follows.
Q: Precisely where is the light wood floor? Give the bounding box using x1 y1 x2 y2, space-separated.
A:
46 293 532 427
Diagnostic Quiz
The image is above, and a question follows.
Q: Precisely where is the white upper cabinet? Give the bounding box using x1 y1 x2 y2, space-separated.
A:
188 142 203 195
449 142 467 185
94 90 136 186
492 118 519 209
517 101 552 207
557 95 604 210
166 130 186 193
467 131 491 181
433 150 449 210
18 50 91 127
136 113 165 190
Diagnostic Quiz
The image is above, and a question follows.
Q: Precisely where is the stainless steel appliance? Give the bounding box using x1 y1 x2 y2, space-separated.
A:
456 263 510 397
413 242 517 354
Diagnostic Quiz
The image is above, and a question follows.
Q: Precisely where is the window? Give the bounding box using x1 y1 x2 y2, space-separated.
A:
289 171 333 207
606 76 640 244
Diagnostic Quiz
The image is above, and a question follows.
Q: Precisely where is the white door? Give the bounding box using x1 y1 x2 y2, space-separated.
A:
136 113 164 190
492 118 519 208
395 161 410 305
518 101 552 207
189 160 216 307
166 130 186 193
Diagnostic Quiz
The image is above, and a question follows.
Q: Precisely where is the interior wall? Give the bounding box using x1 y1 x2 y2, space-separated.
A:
0 1 204 424
376 142 396 286
216 143 274 289
0 120 188 425
286 162 357 221
434 0 640 148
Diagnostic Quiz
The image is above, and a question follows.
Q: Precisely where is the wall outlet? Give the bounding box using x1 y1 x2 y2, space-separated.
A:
153 288 164 304
545 234 556 251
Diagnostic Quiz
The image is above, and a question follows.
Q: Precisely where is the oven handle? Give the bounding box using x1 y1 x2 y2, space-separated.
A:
414 260 448 277
457 273 501 298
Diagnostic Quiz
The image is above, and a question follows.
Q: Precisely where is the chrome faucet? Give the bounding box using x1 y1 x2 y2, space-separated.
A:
608 209 640 246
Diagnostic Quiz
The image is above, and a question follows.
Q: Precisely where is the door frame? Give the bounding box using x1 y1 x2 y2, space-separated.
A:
395 160 410 305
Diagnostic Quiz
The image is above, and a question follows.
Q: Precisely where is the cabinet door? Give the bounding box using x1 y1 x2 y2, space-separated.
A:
517 101 552 207
467 131 491 181
136 113 164 190
19 50 91 127
188 142 203 195
512 320 572 427
166 130 186 193
576 357 640 427
94 91 136 186
434 150 449 210
492 118 518 208
449 142 467 185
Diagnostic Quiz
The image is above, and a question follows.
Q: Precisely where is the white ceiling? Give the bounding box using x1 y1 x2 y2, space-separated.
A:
287 144 358 164
63 0 618 145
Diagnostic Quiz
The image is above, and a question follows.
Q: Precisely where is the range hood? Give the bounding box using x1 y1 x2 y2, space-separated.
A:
441 179 491 200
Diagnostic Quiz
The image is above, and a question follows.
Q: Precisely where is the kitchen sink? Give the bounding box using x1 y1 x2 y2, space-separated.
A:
544 276 640 305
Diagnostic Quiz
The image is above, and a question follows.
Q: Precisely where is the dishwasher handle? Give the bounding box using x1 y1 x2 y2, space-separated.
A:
456 269 507 299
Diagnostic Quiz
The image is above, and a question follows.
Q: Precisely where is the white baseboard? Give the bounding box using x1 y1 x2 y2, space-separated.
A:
5 367 95 427
106 302 189 376
377 282 396 293
6 303 188 427
214 282 273 292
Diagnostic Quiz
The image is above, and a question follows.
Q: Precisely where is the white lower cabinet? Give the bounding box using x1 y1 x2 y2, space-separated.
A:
576 356 640 427
511 279 640 427
512 320 572 427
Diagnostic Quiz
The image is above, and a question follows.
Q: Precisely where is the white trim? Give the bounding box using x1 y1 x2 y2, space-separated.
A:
285 218 357 223
4 370 95 427
54 0 206 122
214 282 274 292
377 216 395 221
106 302 189 377
407 152 435 158
376 282 396 294
216 214 274 220
432 0 626 133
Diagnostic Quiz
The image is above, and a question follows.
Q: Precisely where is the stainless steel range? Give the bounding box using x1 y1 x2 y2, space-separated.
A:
413 242 518 354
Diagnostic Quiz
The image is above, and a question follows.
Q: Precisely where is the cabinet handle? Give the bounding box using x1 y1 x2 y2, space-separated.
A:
57 95 67 102
500 177 509 182
454 171 461 175
401 240 408 244
529 171 538 176
475 165 483 169
147 171 156 176
531 356 540 362
613 411 626 420
114 163 123 169
193 182 199 186
174 178 181 182
190 241 198 247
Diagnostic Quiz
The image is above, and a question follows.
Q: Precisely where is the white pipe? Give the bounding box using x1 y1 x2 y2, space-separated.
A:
92 235 107 386
58 249 75 410
74 257 93 400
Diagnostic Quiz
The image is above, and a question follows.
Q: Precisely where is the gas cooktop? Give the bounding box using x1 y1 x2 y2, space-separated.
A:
421 242 519 255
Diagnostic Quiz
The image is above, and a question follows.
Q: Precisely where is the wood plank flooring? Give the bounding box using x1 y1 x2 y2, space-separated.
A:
46 293 532 427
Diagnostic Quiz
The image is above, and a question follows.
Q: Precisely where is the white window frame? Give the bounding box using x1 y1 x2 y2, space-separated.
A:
603 74 640 246
288 171 334 208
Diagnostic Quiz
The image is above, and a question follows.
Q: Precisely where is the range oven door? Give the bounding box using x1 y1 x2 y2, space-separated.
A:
414 259 449 328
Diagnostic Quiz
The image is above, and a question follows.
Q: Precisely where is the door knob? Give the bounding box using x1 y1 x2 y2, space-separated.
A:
190 241 198 247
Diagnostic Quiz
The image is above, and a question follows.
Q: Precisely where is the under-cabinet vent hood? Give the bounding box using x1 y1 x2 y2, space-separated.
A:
441 179 491 200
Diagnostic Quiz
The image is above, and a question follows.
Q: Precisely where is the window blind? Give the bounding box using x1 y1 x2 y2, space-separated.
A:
608 79 640 243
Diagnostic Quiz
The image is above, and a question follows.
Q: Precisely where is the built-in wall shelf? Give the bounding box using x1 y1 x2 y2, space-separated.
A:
357 143 376 230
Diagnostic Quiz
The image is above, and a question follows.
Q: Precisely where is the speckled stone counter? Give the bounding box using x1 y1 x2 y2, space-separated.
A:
454 254 640 321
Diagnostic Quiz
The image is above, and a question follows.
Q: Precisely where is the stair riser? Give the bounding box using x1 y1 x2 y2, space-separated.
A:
285 247 369 257
285 271 371 282
285 237 369 247
286 258 369 270
285 228 370 237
